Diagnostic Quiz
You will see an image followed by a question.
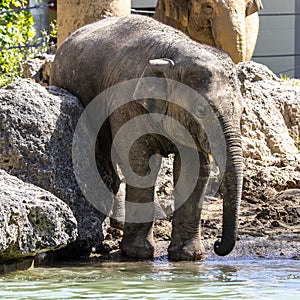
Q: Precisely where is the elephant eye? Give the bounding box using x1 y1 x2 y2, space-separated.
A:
202 3 214 15
195 105 207 118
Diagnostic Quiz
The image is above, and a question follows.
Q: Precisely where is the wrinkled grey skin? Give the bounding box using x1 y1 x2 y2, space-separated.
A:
51 15 243 261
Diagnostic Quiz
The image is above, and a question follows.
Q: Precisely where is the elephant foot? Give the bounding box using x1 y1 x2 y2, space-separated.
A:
121 221 155 259
168 239 206 261
120 238 155 259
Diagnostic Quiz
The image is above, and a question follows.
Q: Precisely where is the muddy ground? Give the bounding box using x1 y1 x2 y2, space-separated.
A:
97 186 300 261
94 148 300 261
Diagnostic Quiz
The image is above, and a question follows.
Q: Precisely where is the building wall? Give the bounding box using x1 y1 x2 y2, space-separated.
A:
131 0 157 8
295 1 300 78
253 0 299 78
29 0 49 37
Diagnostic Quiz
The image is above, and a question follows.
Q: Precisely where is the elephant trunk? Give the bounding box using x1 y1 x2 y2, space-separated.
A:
214 124 243 256
212 11 246 64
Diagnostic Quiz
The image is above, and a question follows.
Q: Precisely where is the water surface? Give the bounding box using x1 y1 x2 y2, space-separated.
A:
0 258 299 299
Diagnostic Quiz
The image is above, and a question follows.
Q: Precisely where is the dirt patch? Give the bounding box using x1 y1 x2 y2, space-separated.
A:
97 188 300 260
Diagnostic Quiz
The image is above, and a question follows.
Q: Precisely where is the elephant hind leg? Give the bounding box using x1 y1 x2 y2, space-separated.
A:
95 134 121 195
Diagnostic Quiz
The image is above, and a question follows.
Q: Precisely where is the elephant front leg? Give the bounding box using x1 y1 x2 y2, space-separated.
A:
119 138 162 259
168 151 211 261
120 185 155 259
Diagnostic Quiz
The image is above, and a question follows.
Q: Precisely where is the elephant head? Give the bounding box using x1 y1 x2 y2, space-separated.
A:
154 0 263 63
136 58 244 256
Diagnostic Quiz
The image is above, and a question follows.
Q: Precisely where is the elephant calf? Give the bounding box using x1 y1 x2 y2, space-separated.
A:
51 15 244 261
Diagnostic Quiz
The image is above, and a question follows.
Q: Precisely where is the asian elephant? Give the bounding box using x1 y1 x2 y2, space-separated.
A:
154 0 263 64
50 15 243 261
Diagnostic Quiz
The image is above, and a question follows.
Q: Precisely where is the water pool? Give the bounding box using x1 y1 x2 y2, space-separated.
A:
0 258 299 299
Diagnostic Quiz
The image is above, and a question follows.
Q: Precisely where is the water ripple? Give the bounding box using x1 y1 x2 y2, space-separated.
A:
0 258 299 299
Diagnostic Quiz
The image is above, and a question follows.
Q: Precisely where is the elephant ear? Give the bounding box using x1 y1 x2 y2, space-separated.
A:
246 0 263 16
133 58 175 118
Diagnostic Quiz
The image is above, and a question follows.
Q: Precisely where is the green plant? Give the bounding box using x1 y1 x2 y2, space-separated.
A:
0 0 39 87
279 73 290 81
49 19 57 42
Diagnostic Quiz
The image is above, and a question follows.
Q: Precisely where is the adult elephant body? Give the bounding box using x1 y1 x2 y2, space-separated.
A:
154 0 263 63
51 15 243 261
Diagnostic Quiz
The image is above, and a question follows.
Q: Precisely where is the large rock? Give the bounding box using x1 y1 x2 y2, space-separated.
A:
237 62 300 204
0 79 108 257
0 170 77 263
238 61 299 162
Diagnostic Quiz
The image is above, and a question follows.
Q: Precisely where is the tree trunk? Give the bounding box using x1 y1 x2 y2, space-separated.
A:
57 0 131 46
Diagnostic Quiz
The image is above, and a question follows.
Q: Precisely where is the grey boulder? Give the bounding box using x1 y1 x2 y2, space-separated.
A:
237 61 300 203
0 79 108 257
0 170 77 263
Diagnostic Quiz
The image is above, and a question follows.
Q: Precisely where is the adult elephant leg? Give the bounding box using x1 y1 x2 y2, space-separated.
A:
168 150 211 261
